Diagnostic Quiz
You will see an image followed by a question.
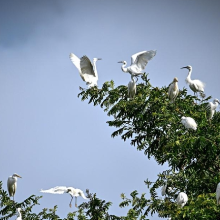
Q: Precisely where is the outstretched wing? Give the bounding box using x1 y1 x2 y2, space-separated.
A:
80 56 96 77
69 53 81 72
131 50 156 71
40 186 68 194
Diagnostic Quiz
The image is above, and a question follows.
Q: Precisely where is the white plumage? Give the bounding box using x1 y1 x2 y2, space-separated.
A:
206 99 220 120
181 116 197 131
40 186 88 207
168 77 179 103
118 50 156 77
128 75 137 98
16 208 22 220
7 173 22 200
176 192 188 208
161 184 167 196
69 53 101 87
181 65 205 98
216 182 220 205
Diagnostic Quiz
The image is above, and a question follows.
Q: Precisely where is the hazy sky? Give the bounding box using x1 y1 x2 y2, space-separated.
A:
0 1 220 219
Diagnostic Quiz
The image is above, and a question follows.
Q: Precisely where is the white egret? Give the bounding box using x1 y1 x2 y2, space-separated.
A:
181 116 197 131
118 50 156 77
128 75 137 98
7 173 22 200
176 192 188 208
40 186 88 208
161 184 167 196
216 182 220 205
206 98 220 120
69 53 101 87
16 208 22 220
181 65 205 98
168 77 179 103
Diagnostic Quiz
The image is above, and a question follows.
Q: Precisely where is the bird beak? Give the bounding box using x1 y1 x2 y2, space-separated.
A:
97 58 102 60
181 66 187 69
118 61 123 63
16 174 22 178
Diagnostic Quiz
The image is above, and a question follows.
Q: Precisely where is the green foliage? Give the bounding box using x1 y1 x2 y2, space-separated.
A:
78 75 220 219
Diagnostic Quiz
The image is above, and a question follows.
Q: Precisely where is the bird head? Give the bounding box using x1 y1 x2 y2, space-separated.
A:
93 58 102 62
181 65 192 70
181 116 186 120
118 61 126 65
173 77 178 82
13 173 22 178
214 99 220 104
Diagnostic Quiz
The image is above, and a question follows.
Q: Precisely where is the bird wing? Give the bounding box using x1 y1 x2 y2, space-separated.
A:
7 177 16 196
40 186 68 194
131 50 156 71
80 56 96 77
69 53 81 72
191 80 205 92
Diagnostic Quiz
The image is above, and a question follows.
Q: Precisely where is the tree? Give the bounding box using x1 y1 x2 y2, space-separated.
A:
1 74 220 219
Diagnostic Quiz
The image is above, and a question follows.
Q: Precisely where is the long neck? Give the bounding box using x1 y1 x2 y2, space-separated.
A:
93 60 98 77
17 210 21 217
185 68 192 84
121 62 128 72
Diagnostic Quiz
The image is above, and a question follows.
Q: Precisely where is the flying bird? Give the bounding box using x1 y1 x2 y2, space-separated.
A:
128 75 137 98
16 208 22 220
118 50 156 77
40 186 88 208
206 98 220 120
7 173 22 200
69 53 101 87
168 77 179 103
181 65 205 98
216 182 220 205
176 192 188 208
181 116 197 131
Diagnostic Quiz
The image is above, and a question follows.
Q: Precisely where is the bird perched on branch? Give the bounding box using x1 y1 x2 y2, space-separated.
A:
7 173 22 201
206 98 220 120
168 77 179 103
40 186 88 207
181 116 197 131
118 50 156 77
69 53 101 87
181 65 205 98
176 192 188 208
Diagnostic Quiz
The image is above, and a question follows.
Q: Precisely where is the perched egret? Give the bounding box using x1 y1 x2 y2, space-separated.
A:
176 192 188 208
161 184 167 196
181 116 197 131
181 65 205 98
216 182 220 205
118 50 156 77
128 75 137 98
7 173 22 200
69 53 101 87
206 99 220 120
168 77 179 103
40 186 88 208
16 208 22 220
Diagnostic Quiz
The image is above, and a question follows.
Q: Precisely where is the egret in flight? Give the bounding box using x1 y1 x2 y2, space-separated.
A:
128 75 138 98
40 186 88 208
216 182 220 205
206 98 220 120
181 116 197 131
168 77 179 103
181 65 205 98
69 53 101 87
16 208 22 220
176 192 188 208
7 173 22 201
118 50 156 77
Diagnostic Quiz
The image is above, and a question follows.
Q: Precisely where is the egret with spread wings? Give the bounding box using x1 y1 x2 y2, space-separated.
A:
40 186 88 208
69 53 101 87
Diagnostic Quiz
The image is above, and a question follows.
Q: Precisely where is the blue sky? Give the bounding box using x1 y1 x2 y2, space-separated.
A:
0 1 220 219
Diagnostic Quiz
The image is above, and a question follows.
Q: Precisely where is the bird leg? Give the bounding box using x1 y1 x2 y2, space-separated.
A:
69 195 73 208
75 197 77 208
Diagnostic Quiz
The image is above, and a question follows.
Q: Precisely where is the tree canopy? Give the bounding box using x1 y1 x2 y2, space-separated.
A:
1 74 220 219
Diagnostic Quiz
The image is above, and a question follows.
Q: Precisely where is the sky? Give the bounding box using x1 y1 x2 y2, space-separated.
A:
0 1 220 219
